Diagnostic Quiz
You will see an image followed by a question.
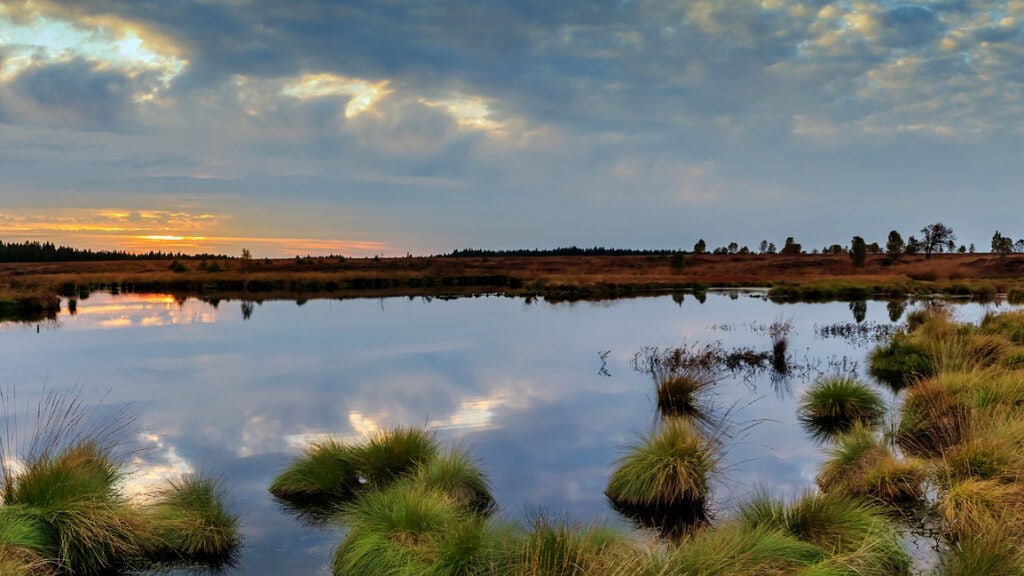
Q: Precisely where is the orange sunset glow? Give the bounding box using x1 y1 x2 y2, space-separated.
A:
0 209 391 257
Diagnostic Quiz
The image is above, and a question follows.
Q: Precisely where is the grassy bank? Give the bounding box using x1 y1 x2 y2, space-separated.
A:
5 253 1024 308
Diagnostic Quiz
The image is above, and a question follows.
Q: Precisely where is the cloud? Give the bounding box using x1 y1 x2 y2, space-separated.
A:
1 0 1024 254
879 5 944 47
4 58 141 130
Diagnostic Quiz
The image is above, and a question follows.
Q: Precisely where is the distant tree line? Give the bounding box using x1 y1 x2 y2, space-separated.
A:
446 246 678 257
0 240 226 263
12 222 1024 264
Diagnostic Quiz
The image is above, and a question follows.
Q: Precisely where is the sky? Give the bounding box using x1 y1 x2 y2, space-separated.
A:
1 0 1023 257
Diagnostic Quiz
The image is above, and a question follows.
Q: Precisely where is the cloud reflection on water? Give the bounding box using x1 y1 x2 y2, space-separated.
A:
1 292 1006 574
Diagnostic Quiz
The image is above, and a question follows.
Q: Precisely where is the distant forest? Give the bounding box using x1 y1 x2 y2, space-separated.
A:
0 240 226 263
445 247 677 257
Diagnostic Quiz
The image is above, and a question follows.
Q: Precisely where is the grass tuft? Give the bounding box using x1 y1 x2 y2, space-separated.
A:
657 523 825 576
604 419 717 536
352 427 441 489
411 445 495 516
797 377 885 441
736 490 910 574
500 514 626 576
655 367 720 421
868 335 932 391
143 474 241 567
332 481 490 576
896 377 971 458
268 438 360 508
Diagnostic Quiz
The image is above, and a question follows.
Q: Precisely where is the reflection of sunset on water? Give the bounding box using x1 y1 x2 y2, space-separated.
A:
66 293 217 329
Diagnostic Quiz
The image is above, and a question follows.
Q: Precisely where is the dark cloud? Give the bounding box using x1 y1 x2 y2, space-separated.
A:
879 6 944 47
974 25 1022 43
7 58 141 131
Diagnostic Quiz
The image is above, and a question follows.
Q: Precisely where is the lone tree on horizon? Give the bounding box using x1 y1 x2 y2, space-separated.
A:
885 230 904 261
920 223 956 259
850 236 866 267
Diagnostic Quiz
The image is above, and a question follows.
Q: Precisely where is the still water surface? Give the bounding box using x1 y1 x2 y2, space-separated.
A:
0 291 1002 574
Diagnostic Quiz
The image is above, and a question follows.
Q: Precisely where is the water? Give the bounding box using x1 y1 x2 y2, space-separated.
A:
0 291 1004 573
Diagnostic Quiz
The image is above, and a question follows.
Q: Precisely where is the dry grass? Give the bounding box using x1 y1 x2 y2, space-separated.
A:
4 253 1024 302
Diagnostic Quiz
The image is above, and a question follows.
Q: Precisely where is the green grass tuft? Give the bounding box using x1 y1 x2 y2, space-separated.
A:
936 530 1024 576
655 368 719 421
736 490 910 574
797 377 885 441
143 475 241 567
352 427 441 489
499 514 626 576
657 523 825 576
268 438 360 507
412 445 495 516
333 481 493 576
605 419 717 536
1 442 148 576
868 335 932 391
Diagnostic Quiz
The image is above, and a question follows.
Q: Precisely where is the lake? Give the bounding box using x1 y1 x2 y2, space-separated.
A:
0 291 1002 574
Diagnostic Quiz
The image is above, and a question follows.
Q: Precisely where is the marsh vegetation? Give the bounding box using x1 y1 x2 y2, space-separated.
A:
0 388 241 574
263 302 1024 574
11 291 1024 573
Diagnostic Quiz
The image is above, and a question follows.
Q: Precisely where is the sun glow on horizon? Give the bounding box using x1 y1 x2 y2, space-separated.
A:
0 208 394 257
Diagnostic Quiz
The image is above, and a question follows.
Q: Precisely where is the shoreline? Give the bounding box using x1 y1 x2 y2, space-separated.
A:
3 253 1024 318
